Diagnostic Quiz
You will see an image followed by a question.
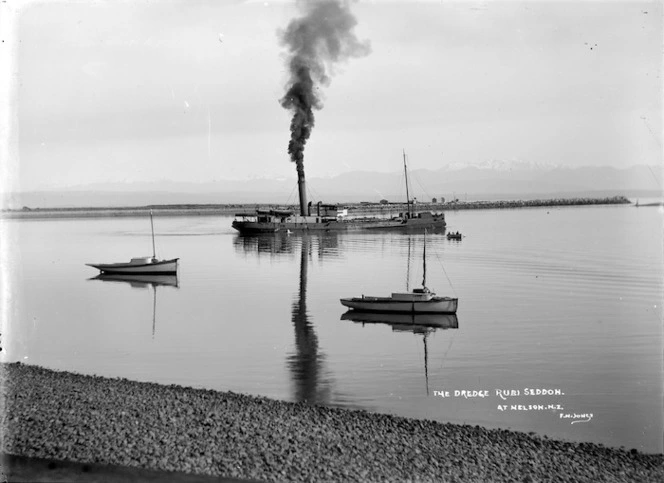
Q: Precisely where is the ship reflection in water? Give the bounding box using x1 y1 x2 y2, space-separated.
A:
232 230 342 259
233 232 339 405
88 273 179 337
341 311 459 395
288 235 332 404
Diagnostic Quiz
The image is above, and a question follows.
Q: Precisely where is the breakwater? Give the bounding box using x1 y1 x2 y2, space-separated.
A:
0 205 236 220
2 362 662 482
347 195 631 216
0 196 632 220
433 195 631 210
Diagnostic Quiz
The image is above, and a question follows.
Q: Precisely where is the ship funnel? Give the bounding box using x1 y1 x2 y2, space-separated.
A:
298 168 308 216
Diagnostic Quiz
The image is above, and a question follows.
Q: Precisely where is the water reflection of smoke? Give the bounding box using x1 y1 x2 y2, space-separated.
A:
232 233 347 403
286 235 331 404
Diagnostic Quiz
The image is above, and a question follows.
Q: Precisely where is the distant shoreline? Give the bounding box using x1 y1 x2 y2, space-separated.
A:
0 195 632 219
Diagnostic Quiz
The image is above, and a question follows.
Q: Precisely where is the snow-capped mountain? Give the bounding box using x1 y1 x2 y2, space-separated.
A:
443 159 562 172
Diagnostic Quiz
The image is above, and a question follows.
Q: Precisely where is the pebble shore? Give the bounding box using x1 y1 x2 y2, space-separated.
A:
2 362 662 482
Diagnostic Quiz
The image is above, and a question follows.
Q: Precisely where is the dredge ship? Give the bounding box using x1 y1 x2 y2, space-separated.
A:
231 152 447 233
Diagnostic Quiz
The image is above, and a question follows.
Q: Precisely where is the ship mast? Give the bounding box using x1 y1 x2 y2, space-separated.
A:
403 149 411 218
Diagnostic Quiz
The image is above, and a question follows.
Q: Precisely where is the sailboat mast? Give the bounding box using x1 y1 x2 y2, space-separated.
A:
406 236 411 292
149 210 156 259
422 230 427 288
424 333 429 396
403 150 411 217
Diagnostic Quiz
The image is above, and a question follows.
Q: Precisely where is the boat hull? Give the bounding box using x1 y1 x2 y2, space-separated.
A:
340 295 458 314
86 258 179 275
232 213 446 233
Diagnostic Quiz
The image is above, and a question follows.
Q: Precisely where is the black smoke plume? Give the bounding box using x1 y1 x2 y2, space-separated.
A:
280 0 370 171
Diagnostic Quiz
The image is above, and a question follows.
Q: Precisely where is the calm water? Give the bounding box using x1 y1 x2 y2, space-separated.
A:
3 204 663 453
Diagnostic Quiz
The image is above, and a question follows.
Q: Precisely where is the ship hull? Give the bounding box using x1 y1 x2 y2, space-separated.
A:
232 212 446 233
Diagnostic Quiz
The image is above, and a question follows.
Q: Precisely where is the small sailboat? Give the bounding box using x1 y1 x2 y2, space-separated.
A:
86 210 179 275
340 231 458 314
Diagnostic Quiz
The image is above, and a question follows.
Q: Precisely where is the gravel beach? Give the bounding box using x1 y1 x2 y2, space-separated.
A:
1 362 662 482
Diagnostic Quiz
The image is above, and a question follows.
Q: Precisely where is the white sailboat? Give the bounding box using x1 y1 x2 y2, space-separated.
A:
86 210 179 275
340 231 458 314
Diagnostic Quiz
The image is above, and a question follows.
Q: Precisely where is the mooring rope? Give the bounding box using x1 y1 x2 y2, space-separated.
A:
438 331 456 371
432 243 458 297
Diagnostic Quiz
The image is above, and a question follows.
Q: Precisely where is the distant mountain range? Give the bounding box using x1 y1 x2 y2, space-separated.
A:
4 163 662 209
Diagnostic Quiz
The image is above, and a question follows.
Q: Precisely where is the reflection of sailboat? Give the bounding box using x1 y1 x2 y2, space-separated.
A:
341 230 458 313
340 311 459 395
89 273 179 288
86 210 179 275
340 311 458 329
88 273 179 337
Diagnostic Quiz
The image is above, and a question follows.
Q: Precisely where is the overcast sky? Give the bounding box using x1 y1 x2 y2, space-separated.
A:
2 0 662 192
